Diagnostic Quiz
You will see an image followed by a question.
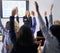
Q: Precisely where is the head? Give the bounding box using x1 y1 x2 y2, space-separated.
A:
5 21 10 30
54 20 60 25
18 25 34 46
44 11 47 16
25 10 30 17
50 25 60 42
31 11 35 16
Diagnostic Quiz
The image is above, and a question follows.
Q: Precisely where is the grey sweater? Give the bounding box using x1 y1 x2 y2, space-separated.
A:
38 15 60 53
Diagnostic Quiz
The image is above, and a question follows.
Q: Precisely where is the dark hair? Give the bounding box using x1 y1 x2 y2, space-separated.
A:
17 25 34 46
50 25 60 42
5 21 10 30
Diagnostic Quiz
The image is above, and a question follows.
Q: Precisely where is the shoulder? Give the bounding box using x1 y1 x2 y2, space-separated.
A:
23 16 26 18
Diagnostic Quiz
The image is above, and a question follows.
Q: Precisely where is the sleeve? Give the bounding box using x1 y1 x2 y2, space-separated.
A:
39 15 59 46
0 18 8 36
38 15 53 40
49 15 53 28
9 16 16 44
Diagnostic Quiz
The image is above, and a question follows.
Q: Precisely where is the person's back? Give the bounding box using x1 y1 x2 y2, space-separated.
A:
11 25 38 53
11 41 37 53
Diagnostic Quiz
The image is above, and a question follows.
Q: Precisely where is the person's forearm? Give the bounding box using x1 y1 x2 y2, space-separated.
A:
35 1 53 39
49 14 53 28
16 16 19 23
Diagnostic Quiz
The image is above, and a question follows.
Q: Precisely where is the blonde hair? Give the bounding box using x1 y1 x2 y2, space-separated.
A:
25 10 30 17
54 20 60 25
31 11 35 16
14 21 19 32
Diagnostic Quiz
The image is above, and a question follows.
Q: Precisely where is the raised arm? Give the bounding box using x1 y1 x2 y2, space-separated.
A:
49 4 53 28
35 1 46 29
0 18 8 35
35 1 53 39
9 9 16 44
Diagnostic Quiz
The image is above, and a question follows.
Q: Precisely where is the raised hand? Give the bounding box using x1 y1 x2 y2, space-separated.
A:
35 1 40 16
50 4 54 15
35 1 39 12
12 9 16 16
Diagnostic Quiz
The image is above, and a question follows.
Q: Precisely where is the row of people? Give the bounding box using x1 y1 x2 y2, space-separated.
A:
0 1 60 53
35 1 60 53
10 1 60 53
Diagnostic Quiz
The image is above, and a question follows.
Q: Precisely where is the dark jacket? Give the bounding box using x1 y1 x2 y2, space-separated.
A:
9 16 16 44
23 16 32 28
11 41 38 53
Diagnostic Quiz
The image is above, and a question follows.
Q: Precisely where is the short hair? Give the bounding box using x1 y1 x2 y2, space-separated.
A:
31 11 35 15
50 25 60 42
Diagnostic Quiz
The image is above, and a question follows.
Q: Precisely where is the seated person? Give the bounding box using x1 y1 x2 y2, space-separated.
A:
10 9 38 53
35 2 60 53
37 29 45 46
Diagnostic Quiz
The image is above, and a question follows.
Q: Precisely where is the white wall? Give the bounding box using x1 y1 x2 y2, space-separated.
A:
53 0 60 21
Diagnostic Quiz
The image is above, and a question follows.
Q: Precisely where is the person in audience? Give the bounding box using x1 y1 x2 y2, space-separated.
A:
44 4 53 29
31 11 37 35
54 20 60 25
0 19 13 53
35 1 60 53
49 4 53 28
15 7 19 23
10 9 38 53
44 11 49 29
9 8 19 45
23 10 32 28
0 14 19 53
